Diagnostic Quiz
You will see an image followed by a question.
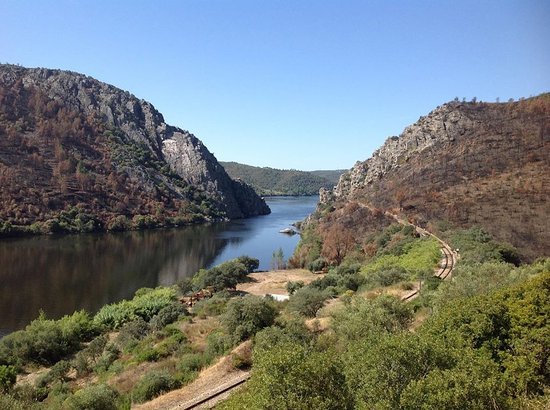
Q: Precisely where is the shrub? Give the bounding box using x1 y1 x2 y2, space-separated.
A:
132 371 180 403
286 281 304 295
307 257 327 272
205 331 232 359
149 304 188 331
36 360 70 388
368 266 408 287
221 295 278 343
94 287 177 329
288 287 328 318
63 383 124 410
116 318 150 351
0 365 16 392
178 353 208 374
0 311 97 366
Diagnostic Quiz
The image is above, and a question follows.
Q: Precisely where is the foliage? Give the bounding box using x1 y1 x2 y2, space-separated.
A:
287 287 328 317
149 303 188 331
62 383 125 410
362 237 440 280
191 257 258 292
220 161 338 196
271 247 286 270
131 371 180 403
0 310 97 366
286 280 304 295
221 295 278 343
331 295 413 343
0 365 16 392
219 341 353 410
93 286 177 329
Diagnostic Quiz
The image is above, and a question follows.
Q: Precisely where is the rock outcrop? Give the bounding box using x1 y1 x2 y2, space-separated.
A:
0 64 269 234
320 95 550 260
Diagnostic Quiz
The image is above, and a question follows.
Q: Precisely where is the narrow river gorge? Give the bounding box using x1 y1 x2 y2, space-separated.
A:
0 196 318 336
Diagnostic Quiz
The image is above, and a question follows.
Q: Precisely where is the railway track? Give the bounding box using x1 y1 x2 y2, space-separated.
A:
175 373 250 410
169 203 457 408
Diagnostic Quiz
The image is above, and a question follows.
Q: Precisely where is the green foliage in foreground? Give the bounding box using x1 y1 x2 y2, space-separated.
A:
222 263 549 409
62 383 127 410
93 287 178 329
221 295 278 343
0 311 98 367
0 365 17 392
219 342 353 410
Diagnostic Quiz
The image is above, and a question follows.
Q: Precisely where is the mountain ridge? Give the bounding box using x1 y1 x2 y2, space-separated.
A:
0 64 269 235
308 94 550 262
220 161 344 196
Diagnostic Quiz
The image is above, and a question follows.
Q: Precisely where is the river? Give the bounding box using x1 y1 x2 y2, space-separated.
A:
0 196 318 336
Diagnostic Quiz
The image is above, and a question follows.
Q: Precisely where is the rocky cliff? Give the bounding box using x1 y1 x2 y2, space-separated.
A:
0 64 269 234
321 95 550 260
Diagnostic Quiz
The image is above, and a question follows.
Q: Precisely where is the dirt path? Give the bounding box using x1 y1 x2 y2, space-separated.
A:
133 343 251 410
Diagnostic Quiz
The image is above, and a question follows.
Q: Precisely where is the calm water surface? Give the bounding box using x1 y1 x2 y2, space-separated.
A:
0 196 318 336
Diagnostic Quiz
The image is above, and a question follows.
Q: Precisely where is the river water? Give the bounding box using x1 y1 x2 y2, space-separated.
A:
0 196 318 336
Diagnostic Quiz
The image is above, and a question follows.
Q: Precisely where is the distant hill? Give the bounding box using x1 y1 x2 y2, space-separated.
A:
0 65 269 236
303 94 550 263
310 169 347 185
220 162 344 196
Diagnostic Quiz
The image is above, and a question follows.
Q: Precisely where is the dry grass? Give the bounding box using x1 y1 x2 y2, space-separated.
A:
237 268 322 296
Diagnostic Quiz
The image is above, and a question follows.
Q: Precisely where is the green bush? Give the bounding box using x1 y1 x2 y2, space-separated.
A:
132 371 180 403
193 291 231 318
115 318 150 351
288 287 328 318
36 360 71 388
286 281 304 295
178 353 208 374
94 287 177 329
0 365 16 392
150 303 188 331
62 383 125 410
0 311 97 366
221 295 278 343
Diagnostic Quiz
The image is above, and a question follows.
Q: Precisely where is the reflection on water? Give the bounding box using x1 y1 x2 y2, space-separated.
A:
0 196 318 336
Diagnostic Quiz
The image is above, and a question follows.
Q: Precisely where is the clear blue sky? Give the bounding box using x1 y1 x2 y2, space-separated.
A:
1 1 548 170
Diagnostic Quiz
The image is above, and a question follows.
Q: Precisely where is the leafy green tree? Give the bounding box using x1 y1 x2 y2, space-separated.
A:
400 353 509 410
343 332 453 409
219 341 353 410
287 287 328 317
221 295 278 343
331 295 413 343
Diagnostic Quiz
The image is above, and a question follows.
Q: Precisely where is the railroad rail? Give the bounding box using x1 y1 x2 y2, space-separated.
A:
175 373 251 410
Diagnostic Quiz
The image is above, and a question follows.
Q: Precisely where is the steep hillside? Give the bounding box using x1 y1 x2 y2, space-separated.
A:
318 95 550 261
220 161 342 196
0 65 269 235
310 169 347 185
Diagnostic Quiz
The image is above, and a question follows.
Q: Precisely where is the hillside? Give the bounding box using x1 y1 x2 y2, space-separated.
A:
313 95 549 262
220 161 343 196
0 65 269 235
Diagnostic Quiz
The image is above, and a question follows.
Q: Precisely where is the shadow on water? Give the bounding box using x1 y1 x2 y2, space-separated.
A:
0 196 318 336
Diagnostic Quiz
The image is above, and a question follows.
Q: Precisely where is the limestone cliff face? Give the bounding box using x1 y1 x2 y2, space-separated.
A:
321 96 550 260
0 64 269 231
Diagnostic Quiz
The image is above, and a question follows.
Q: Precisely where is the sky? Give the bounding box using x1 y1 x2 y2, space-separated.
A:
1 1 549 171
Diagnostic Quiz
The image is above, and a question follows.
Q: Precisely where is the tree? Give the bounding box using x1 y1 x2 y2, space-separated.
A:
219 341 354 410
321 223 355 265
288 287 328 318
271 247 286 270
221 295 277 343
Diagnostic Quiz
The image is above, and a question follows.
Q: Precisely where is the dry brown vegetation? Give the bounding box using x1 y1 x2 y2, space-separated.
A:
352 96 550 261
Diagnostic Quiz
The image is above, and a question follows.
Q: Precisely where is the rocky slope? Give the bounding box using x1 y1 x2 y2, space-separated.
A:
0 64 269 234
320 95 550 261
